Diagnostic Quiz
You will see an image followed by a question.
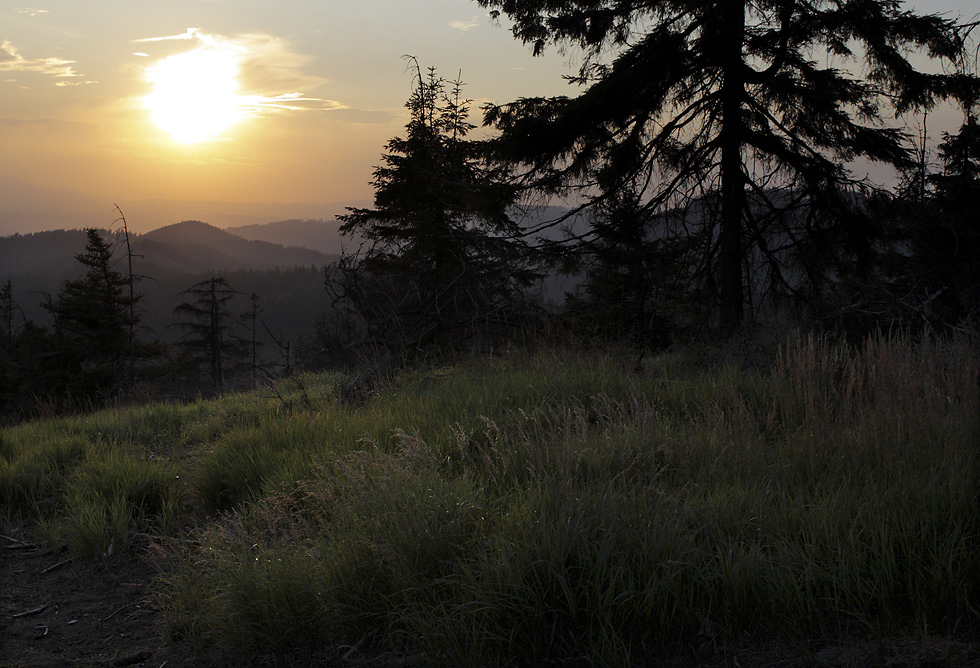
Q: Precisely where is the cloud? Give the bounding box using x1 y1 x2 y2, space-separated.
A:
449 18 480 32
233 33 326 96
133 28 201 43
14 8 49 16
134 29 345 117
240 91 346 113
0 40 81 80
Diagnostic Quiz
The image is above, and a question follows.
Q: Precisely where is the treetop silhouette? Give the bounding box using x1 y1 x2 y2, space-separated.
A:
476 0 980 328
332 60 536 360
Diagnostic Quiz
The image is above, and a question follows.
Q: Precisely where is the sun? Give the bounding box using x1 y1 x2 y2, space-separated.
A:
143 47 249 144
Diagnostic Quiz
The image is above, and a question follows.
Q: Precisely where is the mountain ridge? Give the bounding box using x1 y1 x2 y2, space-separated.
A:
0 221 336 279
136 220 334 272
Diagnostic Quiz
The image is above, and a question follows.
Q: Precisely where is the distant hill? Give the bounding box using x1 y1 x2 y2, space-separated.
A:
135 220 333 273
0 222 334 279
117 199 367 235
225 219 361 256
221 207 582 257
0 222 339 345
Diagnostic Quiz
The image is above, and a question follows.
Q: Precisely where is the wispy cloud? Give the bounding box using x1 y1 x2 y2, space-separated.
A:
55 79 96 87
0 40 83 80
134 29 345 115
14 8 49 17
133 27 201 43
449 18 480 32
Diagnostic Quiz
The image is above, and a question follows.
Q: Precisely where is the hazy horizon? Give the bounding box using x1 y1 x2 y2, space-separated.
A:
0 174 371 236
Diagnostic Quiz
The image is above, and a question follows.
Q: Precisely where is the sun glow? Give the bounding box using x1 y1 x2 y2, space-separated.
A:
143 47 249 144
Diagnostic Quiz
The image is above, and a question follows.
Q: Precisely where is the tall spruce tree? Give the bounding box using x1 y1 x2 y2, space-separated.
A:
241 292 264 387
333 61 536 358
0 280 63 418
475 0 978 330
0 280 19 413
43 228 141 399
172 277 245 390
910 104 980 322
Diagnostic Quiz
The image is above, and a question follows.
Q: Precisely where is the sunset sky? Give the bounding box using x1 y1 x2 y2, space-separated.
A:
2 0 977 211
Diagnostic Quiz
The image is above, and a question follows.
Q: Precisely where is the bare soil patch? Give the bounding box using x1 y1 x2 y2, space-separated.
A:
1 532 193 668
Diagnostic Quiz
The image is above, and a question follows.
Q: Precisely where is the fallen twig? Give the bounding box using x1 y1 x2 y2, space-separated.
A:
103 599 148 622
42 557 75 574
12 603 49 618
1 534 39 549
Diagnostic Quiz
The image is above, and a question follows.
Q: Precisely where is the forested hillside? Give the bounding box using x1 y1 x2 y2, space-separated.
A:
0 221 341 417
0 222 336 345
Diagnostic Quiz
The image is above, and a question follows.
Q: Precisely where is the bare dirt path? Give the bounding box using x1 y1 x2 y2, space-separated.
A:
0 533 193 668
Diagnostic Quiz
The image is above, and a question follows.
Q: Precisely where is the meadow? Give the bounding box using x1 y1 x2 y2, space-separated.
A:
1 330 977 666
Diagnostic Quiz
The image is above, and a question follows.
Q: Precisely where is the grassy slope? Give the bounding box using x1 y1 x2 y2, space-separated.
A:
1 331 978 666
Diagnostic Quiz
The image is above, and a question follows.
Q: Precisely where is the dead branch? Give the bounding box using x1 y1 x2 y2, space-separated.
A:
41 557 75 574
103 599 149 622
2 534 39 550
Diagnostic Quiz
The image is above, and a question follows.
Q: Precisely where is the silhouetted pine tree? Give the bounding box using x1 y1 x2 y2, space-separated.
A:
241 292 264 387
331 61 536 362
0 281 68 419
173 277 246 390
476 0 979 331
42 228 141 400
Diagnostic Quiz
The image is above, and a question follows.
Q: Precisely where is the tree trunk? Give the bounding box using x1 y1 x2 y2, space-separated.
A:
717 0 747 331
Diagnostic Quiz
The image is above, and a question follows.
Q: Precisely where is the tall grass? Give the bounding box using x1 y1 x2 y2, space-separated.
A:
2 333 976 664
145 331 980 666
0 377 336 552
